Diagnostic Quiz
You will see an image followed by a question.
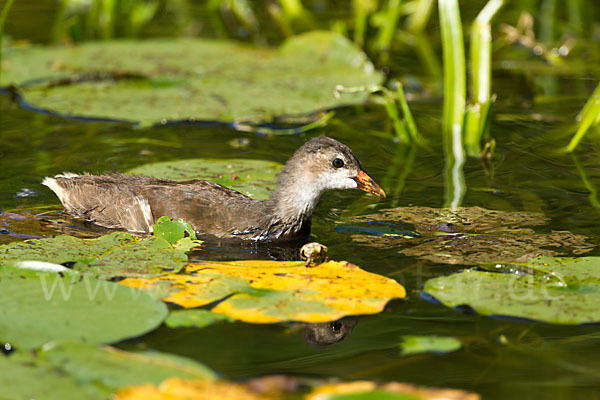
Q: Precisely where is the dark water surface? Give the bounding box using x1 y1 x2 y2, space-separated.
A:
2 1 600 399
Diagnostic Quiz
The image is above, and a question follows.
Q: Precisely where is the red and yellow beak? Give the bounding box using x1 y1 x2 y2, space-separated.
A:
354 170 386 198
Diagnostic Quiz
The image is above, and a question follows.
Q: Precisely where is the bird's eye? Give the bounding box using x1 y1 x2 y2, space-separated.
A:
330 321 343 333
332 158 344 168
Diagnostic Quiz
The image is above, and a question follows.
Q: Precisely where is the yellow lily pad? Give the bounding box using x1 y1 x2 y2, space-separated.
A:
307 381 480 400
120 260 405 323
115 378 271 400
115 378 479 400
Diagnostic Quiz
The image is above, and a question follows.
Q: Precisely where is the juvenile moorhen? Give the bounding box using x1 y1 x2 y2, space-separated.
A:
42 137 385 241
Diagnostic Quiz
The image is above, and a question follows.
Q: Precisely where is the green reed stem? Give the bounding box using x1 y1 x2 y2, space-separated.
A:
268 3 293 37
277 0 305 19
406 0 435 33
466 0 503 157
128 0 160 38
373 0 403 53
353 0 376 47
0 0 16 77
99 0 116 40
335 84 421 144
566 83 600 152
438 0 465 138
471 0 503 105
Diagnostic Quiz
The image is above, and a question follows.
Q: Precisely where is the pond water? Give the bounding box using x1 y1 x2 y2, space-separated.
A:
2 1 600 399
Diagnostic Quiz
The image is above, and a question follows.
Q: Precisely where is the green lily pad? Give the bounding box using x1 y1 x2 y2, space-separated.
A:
313 392 418 400
0 232 188 279
0 342 215 400
40 342 216 388
128 158 283 200
154 216 197 243
305 381 477 400
0 273 167 349
423 256 600 324
80 236 188 279
0 231 137 265
0 354 108 400
399 335 462 356
2 32 383 126
165 309 233 329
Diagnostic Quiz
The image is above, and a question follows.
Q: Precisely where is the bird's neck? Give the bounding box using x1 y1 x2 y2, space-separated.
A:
267 169 322 226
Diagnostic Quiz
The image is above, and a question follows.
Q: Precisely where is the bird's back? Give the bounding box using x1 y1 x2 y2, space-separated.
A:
43 173 272 238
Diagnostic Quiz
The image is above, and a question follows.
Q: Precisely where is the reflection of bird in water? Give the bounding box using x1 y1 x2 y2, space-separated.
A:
42 137 385 241
302 318 358 349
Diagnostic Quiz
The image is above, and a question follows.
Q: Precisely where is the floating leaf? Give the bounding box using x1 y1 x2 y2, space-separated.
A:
0 342 215 400
115 377 273 400
121 260 406 323
128 158 283 200
0 354 108 400
346 207 593 264
423 256 600 324
172 237 204 252
165 309 233 329
153 216 198 243
0 231 137 265
116 378 479 400
0 232 188 279
2 32 383 126
306 381 479 400
0 273 167 349
40 342 216 389
82 237 189 279
399 336 462 356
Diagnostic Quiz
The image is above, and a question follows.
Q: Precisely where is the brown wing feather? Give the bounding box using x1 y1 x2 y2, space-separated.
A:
43 173 271 237
140 180 270 237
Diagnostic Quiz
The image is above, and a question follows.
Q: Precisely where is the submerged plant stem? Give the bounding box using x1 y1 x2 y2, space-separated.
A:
572 153 600 211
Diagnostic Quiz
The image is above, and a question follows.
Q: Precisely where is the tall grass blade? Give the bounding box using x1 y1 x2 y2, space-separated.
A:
566 83 600 152
334 84 420 144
